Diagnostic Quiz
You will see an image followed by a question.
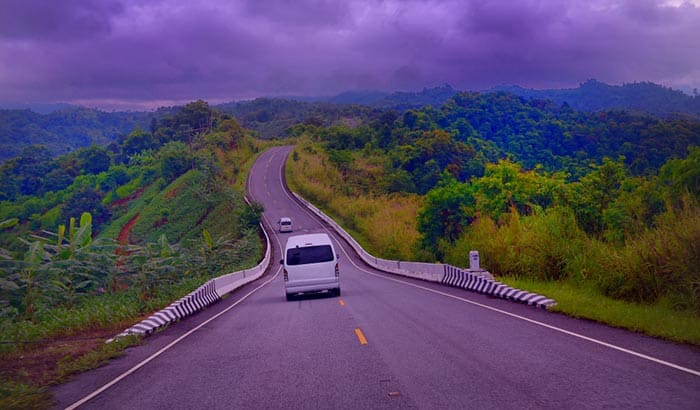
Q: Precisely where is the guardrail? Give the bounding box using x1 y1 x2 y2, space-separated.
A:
292 192 556 309
108 224 271 342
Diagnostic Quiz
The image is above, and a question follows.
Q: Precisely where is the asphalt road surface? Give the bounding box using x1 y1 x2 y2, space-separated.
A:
52 146 700 409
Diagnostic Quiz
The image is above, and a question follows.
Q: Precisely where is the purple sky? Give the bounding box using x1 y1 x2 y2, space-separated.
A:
1 0 699 110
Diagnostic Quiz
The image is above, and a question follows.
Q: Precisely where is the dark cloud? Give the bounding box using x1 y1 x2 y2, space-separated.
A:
0 0 124 41
0 0 698 109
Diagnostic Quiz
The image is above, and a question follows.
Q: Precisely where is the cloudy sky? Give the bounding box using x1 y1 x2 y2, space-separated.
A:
1 0 699 110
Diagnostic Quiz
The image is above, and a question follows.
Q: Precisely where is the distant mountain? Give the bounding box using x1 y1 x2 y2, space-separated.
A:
216 98 375 139
0 102 77 114
488 80 700 118
287 85 459 110
0 107 150 162
4 81 698 162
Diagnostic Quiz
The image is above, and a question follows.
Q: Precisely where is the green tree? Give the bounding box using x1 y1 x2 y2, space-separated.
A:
417 174 476 258
61 186 110 228
77 145 111 175
658 146 700 201
159 141 191 182
572 157 627 235
122 128 158 157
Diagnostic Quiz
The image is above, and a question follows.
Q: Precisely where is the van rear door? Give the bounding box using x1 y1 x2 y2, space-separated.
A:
285 244 335 282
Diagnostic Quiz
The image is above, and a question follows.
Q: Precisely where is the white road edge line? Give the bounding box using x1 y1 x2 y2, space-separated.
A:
354 264 700 378
66 147 292 410
278 147 700 378
66 171 287 409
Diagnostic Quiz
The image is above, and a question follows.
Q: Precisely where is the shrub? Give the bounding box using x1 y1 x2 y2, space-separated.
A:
598 197 700 312
444 207 588 281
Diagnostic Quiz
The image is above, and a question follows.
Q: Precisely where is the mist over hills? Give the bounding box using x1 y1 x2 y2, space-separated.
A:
286 80 700 118
1 80 699 162
488 80 700 118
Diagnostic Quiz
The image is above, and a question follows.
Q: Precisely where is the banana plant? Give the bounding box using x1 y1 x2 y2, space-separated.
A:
125 234 181 303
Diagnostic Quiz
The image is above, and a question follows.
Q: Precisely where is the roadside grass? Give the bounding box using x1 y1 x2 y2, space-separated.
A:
55 334 142 382
285 138 700 346
0 381 52 410
0 272 243 356
0 334 141 410
286 140 421 260
500 277 700 346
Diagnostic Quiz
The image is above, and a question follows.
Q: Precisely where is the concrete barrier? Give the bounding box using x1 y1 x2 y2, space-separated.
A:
108 224 271 341
292 192 556 309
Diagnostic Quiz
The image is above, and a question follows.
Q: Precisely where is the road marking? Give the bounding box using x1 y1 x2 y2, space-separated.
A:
355 328 368 345
273 146 700 377
66 268 282 409
339 299 345 306
345 252 700 377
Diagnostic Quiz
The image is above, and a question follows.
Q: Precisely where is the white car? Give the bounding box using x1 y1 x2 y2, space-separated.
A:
278 217 293 233
281 233 340 300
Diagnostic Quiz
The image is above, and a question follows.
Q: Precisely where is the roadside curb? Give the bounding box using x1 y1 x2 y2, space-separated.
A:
443 266 556 308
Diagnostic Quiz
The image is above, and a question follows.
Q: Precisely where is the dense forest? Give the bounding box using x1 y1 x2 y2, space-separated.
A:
0 107 150 162
3 81 697 163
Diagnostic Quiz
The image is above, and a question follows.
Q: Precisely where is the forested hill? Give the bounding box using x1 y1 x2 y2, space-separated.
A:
0 107 150 162
383 92 700 181
288 84 459 110
2 81 699 162
489 80 700 118
216 98 377 139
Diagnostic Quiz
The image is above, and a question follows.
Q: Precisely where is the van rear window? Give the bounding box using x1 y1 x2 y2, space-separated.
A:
286 245 334 265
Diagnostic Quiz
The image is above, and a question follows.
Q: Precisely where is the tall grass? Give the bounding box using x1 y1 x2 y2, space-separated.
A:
286 140 422 260
596 198 700 312
444 207 587 281
443 200 700 315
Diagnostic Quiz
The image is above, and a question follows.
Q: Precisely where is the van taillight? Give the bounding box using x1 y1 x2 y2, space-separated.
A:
284 269 288 282
335 263 339 277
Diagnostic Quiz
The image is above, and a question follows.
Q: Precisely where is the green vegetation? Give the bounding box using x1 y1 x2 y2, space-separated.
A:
0 107 150 162
0 100 268 405
1 86 699 407
501 277 700 345
286 90 700 344
490 79 700 119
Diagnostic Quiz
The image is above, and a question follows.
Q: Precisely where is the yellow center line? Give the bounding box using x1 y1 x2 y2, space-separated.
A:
355 328 368 345
338 299 345 306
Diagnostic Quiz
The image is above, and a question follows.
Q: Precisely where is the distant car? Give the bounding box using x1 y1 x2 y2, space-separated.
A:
281 233 340 300
278 217 293 233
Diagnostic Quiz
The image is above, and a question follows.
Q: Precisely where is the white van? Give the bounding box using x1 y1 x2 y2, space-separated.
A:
282 233 340 300
278 217 293 233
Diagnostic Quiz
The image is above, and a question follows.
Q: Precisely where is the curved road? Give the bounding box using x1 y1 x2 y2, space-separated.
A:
53 146 700 409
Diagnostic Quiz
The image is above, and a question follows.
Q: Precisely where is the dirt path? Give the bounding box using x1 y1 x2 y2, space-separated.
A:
117 214 140 245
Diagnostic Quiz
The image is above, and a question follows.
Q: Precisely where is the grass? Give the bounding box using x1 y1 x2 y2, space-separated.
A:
0 381 52 410
501 277 700 346
55 334 142 382
285 136 700 346
286 140 422 260
0 334 141 410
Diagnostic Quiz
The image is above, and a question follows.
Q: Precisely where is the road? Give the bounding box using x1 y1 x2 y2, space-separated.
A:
53 146 700 409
